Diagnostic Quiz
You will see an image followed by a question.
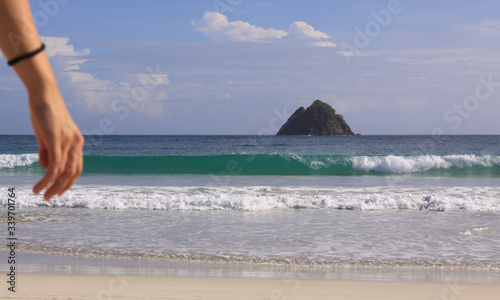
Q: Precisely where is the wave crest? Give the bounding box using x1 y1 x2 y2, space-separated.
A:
3 185 499 212
2 153 500 176
350 154 500 173
0 153 39 168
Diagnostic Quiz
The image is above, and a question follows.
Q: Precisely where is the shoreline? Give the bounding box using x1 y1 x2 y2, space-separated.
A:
2 273 500 300
2 251 500 285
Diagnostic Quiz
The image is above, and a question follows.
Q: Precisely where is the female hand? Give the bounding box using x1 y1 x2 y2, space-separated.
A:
0 0 84 201
30 89 84 201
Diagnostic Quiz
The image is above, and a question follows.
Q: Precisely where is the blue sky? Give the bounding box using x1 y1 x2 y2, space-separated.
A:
1 0 500 134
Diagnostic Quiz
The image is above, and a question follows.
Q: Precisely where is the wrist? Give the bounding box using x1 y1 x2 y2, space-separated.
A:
26 77 59 99
28 82 65 111
10 50 59 99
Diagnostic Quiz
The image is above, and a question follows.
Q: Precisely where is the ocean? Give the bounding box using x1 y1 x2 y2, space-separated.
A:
1 135 500 275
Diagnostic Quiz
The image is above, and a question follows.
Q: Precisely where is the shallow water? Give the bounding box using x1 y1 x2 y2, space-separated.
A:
1 135 499 271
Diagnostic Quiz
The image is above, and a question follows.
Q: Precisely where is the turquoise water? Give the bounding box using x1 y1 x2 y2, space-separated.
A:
6 154 500 176
2 135 500 156
2 135 500 176
1 135 500 271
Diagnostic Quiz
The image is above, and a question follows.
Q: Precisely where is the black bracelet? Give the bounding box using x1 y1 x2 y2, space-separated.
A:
7 43 46 67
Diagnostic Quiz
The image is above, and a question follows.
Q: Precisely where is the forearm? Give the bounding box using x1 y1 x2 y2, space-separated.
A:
0 0 41 57
1 1 83 200
0 0 58 103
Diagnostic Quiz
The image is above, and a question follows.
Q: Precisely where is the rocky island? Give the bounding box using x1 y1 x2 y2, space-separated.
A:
277 100 357 136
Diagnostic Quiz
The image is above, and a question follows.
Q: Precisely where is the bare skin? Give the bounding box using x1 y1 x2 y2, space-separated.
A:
0 0 84 201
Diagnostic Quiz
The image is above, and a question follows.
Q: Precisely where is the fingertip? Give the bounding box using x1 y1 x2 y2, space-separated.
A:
44 191 54 201
33 183 43 195
45 181 64 201
34 178 50 194
36 168 59 193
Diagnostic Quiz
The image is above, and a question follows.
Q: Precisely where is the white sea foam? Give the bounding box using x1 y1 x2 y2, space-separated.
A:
0 153 39 168
2 184 499 272
4 184 500 212
350 154 500 173
472 227 489 232
3 153 500 175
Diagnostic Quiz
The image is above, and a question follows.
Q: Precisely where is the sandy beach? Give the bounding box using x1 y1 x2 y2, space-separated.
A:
0 273 498 300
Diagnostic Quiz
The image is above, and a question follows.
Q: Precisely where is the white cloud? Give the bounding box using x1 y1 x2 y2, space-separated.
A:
37 37 170 116
192 12 287 42
63 58 89 71
65 72 95 83
128 73 170 86
466 19 500 37
288 21 329 39
337 51 355 57
66 72 112 91
386 48 497 65
311 41 337 48
192 12 336 48
40 36 90 57
287 21 336 48
41 37 90 71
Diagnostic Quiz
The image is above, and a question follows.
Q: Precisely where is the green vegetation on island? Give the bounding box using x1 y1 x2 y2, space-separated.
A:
277 100 358 136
